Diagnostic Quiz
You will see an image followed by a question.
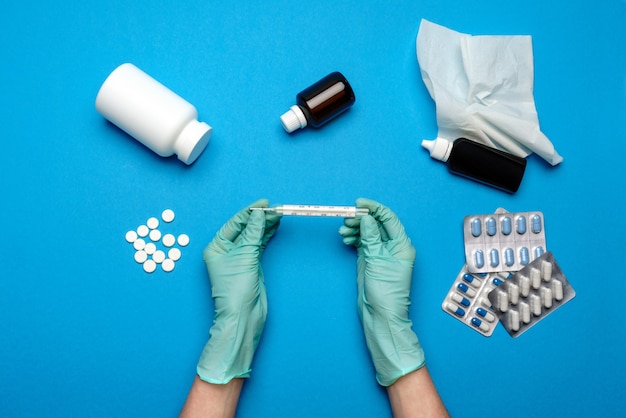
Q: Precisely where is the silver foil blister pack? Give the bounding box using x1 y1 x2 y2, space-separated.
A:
487 252 575 337
463 211 547 273
442 266 510 337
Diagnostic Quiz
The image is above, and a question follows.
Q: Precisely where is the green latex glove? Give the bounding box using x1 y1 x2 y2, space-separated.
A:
339 198 425 386
197 199 281 384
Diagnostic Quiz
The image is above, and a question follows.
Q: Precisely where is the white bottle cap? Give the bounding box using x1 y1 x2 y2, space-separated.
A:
174 119 212 165
280 105 308 133
421 137 453 162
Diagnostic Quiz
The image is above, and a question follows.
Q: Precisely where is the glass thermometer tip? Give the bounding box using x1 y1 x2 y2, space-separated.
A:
250 204 369 218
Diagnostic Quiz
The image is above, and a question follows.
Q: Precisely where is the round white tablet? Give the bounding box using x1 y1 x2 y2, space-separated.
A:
153 250 166 264
177 233 190 246
147 217 159 229
134 250 148 263
162 258 175 272
162 209 175 223
133 238 146 251
168 247 181 261
137 225 149 237
162 233 176 247
143 259 157 273
149 229 162 242
125 230 138 243
144 242 156 255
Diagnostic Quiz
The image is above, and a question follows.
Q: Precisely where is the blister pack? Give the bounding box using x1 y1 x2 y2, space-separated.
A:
463 211 547 273
487 252 575 337
441 266 510 337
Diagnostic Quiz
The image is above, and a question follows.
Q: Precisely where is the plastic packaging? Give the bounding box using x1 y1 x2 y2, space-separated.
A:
487 252 575 337
280 72 355 133
441 266 508 337
463 211 546 273
421 137 527 193
96 63 212 165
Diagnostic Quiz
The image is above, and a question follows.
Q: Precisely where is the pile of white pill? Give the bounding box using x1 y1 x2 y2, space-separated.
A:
124 209 190 273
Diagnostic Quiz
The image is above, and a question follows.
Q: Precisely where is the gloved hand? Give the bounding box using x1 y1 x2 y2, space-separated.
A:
197 199 281 384
339 198 425 386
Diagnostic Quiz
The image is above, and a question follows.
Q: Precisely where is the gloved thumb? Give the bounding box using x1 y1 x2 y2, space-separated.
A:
359 215 384 256
238 209 266 247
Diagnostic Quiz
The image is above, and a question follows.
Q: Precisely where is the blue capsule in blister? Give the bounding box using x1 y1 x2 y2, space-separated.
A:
489 249 500 267
471 317 489 332
486 217 497 236
471 218 482 237
531 215 542 234
501 216 512 235
456 283 469 293
504 247 515 267
534 246 545 258
462 273 480 288
493 277 504 286
474 250 485 269
519 247 530 265
445 302 466 317
516 215 527 234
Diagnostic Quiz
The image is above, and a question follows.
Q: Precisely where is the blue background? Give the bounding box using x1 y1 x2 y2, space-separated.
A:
2 1 625 416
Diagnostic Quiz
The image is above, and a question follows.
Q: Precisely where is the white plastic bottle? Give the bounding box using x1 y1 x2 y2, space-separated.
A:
95 63 212 165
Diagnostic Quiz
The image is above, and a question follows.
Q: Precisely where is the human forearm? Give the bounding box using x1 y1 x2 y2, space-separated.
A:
386 367 449 418
180 375 243 418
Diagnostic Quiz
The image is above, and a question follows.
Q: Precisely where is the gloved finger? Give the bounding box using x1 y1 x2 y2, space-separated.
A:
343 216 361 228
219 199 267 243
342 235 359 246
356 197 406 242
359 215 385 256
339 224 359 238
260 213 281 252
237 208 266 247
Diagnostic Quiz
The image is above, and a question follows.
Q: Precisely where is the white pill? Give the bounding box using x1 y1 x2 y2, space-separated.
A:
133 238 146 251
162 234 176 247
530 294 542 316
541 287 553 308
137 225 149 237
153 250 166 264
143 259 157 273
149 229 162 242
519 274 530 297
144 242 156 255
508 283 520 305
508 310 520 332
162 258 175 272
162 209 175 223
497 291 509 312
177 233 190 247
541 260 553 281
552 280 564 301
530 268 541 290
520 302 531 324
125 230 138 243
168 247 181 261
147 217 159 229
134 250 148 264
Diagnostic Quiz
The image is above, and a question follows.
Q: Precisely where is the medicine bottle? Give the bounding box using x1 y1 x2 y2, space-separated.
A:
421 137 527 193
95 63 212 165
280 71 355 133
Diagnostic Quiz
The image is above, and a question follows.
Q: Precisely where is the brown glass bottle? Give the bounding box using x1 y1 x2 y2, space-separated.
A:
280 72 355 133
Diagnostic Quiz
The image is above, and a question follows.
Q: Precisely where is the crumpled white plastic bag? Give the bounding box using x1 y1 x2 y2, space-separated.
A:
416 19 563 165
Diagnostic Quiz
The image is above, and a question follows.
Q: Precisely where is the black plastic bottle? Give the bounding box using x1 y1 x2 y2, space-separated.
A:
422 137 527 193
280 71 355 133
